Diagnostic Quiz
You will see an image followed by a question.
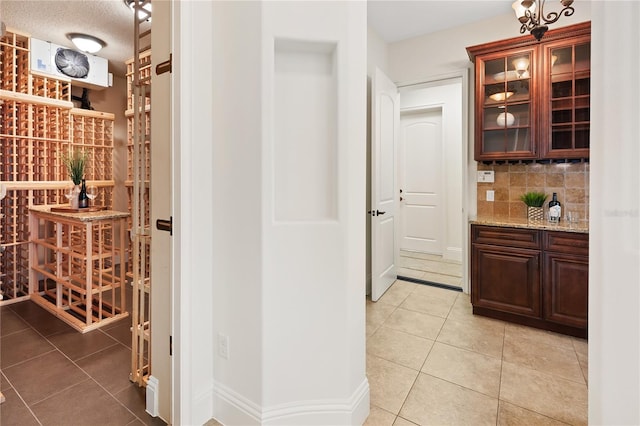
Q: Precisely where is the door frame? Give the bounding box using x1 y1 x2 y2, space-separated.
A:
397 69 470 293
171 1 216 424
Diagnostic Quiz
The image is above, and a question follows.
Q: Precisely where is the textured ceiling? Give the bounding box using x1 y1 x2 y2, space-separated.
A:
1 0 519 79
1 0 147 78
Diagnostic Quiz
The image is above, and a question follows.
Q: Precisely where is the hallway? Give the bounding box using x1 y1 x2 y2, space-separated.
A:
365 280 588 425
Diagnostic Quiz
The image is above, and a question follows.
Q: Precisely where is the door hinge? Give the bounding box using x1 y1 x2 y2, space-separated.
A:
156 54 172 75
156 217 173 235
169 335 173 356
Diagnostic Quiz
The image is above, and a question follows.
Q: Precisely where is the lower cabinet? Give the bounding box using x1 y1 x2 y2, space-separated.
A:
471 224 588 338
472 245 541 318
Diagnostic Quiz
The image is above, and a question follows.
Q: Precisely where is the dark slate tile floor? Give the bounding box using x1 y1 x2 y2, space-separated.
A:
0 300 166 426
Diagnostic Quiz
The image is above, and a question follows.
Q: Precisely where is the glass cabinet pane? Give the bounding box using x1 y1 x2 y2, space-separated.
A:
546 40 590 155
552 125 573 150
575 43 590 72
480 51 533 157
484 58 505 85
575 123 589 148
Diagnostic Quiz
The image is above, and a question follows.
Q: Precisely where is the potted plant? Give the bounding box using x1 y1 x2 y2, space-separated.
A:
61 149 89 208
520 191 547 222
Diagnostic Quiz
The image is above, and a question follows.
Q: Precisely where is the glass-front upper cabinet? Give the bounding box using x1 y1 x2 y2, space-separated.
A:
478 48 537 160
541 36 591 159
467 22 591 162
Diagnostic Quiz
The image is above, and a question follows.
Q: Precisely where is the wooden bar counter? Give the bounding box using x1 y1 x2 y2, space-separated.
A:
29 206 130 333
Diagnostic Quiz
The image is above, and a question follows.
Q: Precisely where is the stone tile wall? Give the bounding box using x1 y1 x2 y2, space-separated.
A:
476 162 589 222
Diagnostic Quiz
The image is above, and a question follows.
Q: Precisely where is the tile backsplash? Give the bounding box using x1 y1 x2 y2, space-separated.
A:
476 162 589 222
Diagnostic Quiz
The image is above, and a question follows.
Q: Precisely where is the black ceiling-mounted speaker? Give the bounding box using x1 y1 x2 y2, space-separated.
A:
54 48 90 79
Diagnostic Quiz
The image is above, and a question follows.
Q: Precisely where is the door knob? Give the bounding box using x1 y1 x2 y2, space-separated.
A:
376 210 386 216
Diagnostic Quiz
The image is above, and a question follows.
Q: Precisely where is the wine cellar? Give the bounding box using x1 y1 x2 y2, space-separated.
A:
1 0 154 400
1 29 117 306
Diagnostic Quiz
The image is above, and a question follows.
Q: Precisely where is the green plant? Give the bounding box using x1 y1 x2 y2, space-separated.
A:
520 191 548 207
61 149 89 185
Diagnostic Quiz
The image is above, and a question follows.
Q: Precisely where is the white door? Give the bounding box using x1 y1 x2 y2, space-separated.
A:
399 109 444 254
371 68 399 301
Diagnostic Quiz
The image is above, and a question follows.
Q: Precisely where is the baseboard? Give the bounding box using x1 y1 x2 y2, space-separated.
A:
213 378 370 425
146 376 159 417
213 381 262 425
262 378 370 425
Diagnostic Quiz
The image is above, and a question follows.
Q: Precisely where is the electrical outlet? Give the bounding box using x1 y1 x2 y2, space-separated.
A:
218 333 229 359
486 190 495 202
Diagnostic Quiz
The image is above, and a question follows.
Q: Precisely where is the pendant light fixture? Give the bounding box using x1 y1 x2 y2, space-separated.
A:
512 0 575 41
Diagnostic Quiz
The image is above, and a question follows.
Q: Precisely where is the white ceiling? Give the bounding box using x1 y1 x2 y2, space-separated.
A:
1 0 515 78
368 0 515 42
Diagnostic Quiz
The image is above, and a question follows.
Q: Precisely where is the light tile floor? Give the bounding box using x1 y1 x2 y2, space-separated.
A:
398 251 462 288
365 279 588 426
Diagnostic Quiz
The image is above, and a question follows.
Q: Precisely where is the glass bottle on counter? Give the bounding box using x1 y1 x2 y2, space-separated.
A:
78 179 89 208
548 192 561 223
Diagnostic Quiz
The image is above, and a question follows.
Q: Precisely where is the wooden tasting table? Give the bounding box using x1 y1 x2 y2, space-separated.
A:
29 206 130 333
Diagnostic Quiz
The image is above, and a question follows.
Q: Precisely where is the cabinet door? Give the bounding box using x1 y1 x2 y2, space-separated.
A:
472 244 541 318
540 35 591 159
475 47 537 161
543 252 588 328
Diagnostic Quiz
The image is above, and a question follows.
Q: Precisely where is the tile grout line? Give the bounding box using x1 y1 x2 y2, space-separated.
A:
43 329 151 425
499 330 583 424
390 290 456 424
1 371 45 426
9 305 150 425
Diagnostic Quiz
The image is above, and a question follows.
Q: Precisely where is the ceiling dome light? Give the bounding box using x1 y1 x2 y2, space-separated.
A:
66 33 106 54
124 0 152 22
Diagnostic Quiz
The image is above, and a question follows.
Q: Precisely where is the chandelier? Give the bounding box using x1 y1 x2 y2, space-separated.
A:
512 0 575 41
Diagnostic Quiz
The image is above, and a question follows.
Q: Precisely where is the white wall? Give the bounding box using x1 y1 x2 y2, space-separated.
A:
367 26 389 77
207 2 368 425
589 1 640 423
211 1 264 424
387 6 592 84
399 80 463 263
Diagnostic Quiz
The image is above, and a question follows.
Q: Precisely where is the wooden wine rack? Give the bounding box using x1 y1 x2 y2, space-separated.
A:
29 207 129 332
126 27 152 384
0 28 116 306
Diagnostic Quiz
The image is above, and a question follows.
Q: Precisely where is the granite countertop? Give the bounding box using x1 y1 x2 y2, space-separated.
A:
30 205 130 222
471 216 589 234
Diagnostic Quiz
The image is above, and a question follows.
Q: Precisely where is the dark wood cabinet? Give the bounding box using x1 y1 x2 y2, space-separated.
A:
472 244 541 318
467 22 590 162
543 232 589 329
471 224 588 337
